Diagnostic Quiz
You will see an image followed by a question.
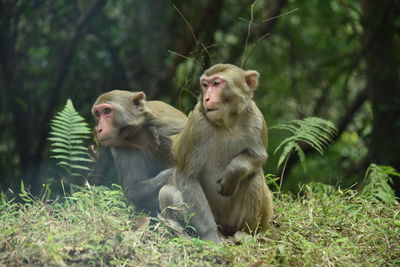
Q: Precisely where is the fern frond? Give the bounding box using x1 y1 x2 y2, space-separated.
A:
361 164 398 204
48 99 94 178
272 117 337 172
276 142 294 169
50 143 88 151
293 142 306 172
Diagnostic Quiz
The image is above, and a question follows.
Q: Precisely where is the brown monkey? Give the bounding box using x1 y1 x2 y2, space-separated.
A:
92 90 188 215
159 64 273 242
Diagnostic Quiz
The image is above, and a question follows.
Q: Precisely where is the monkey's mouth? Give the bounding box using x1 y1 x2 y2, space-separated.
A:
206 108 219 113
99 137 112 142
97 138 113 147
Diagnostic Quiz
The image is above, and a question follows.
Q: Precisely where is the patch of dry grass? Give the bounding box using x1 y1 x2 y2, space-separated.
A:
0 184 398 266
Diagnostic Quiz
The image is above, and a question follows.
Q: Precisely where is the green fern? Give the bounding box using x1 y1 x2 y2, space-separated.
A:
272 117 337 172
48 99 94 178
361 164 399 204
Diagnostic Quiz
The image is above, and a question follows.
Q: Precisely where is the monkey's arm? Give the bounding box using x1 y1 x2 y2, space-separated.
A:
124 168 173 212
217 149 267 196
112 147 172 214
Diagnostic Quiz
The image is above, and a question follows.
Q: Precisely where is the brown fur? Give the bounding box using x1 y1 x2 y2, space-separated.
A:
92 90 188 215
159 64 273 242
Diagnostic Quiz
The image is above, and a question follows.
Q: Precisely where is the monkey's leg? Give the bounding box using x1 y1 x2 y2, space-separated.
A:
180 180 223 242
123 168 172 215
159 183 222 242
159 184 187 222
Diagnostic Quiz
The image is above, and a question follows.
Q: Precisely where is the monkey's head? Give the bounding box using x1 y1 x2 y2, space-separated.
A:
199 64 259 126
91 90 148 147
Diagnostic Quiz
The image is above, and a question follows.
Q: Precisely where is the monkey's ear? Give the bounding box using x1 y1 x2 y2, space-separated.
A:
132 91 146 105
245 70 260 90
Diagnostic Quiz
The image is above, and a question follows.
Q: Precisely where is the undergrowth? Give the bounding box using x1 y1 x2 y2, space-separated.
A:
0 183 399 266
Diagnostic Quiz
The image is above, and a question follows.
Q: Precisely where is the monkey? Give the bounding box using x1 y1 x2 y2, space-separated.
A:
159 64 274 242
92 90 188 215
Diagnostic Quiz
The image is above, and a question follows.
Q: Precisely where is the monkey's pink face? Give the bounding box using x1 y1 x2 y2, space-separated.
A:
92 103 115 147
201 75 226 122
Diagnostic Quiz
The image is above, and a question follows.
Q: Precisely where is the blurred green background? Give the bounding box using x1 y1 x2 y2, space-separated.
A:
0 0 399 196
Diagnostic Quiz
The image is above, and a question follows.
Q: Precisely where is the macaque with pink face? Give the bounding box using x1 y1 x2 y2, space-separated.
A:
92 90 188 215
159 64 274 242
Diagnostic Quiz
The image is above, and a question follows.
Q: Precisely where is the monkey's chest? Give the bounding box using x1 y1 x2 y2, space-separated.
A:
198 136 252 230
200 135 245 173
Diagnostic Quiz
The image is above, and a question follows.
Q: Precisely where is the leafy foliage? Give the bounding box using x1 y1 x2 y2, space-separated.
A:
265 174 281 191
361 164 399 204
48 99 93 179
18 180 34 203
272 117 337 172
301 182 336 199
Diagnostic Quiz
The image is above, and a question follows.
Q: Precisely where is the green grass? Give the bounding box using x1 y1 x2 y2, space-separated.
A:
0 183 399 266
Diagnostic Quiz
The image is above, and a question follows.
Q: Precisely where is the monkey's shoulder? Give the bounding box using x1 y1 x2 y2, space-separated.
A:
239 102 266 129
146 101 185 116
146 100 188 126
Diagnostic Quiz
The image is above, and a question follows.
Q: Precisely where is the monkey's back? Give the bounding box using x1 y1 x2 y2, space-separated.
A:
147 101 188 135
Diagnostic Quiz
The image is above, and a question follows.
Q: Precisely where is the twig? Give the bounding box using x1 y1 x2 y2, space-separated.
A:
262 8 298 23
170 5 217 68
241 32 271 68
178 81 197 110
201 43 217 63
225 1 290 64
238 0 263 24
238 17 257 25
173 5 198 44
167 50 194 61
241 1 258 68
241 2 294 68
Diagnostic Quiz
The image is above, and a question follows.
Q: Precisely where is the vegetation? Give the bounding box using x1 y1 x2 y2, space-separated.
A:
0 183 398 266
48 99 94 181
0 1 399 265
272 117 337 173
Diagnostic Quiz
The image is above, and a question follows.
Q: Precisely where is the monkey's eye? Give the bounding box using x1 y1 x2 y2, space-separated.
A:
213 78 223 87
103 108 112 115
94 111 100 118
202 83 209 89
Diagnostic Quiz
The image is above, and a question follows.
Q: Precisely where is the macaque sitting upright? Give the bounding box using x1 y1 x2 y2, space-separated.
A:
92 90 188 215
159 64 274 242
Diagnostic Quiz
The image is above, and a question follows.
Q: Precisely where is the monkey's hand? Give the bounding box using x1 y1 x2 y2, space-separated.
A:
217 171 240 197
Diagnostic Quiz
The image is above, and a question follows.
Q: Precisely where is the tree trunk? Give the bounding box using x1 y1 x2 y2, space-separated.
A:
362 0 400 196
